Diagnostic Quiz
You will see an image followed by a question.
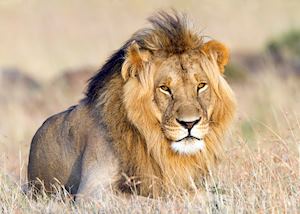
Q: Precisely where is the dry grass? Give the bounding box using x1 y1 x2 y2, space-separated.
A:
0 67 299 213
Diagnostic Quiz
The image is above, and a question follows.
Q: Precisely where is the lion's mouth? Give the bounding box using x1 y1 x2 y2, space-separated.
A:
171 136 205 155
175 135 203 142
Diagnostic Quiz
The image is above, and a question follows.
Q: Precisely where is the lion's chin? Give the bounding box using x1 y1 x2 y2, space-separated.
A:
171 138 205 155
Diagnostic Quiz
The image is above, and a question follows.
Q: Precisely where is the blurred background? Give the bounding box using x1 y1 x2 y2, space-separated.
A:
0 0 299 183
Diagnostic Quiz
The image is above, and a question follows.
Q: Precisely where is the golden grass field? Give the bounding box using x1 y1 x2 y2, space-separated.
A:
0 69 299 213
0 0 299 213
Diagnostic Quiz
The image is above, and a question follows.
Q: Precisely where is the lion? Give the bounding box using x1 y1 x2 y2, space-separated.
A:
27 11 236 199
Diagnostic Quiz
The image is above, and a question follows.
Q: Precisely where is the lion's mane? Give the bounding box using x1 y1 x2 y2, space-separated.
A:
84 12 236 197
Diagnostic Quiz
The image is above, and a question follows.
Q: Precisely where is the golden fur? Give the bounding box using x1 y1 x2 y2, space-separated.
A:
28 11 236 199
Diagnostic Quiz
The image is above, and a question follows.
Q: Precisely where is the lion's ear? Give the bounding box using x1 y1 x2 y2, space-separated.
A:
121 41 151 81
202 40 229 73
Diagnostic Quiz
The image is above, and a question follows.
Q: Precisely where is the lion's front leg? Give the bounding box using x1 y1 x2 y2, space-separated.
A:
75 138 120 202
75 164 118 203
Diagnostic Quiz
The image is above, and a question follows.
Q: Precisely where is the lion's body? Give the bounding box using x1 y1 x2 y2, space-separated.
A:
28 12 236 199
28 103 119 197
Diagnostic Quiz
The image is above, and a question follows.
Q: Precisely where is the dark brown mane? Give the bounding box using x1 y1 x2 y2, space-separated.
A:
138 11 203 54
85 11 203 103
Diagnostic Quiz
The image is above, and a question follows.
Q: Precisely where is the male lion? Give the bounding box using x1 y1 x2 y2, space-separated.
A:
28 12 236 199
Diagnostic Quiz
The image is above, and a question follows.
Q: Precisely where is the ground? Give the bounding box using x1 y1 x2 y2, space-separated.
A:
0 66 299 213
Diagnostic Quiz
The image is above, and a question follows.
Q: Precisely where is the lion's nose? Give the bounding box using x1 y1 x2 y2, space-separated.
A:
176 118 200 130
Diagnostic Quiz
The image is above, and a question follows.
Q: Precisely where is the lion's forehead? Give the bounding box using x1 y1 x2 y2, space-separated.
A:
155 54 207 85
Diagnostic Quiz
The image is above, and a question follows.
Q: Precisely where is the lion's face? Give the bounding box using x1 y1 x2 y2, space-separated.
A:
152 53 215 155
122 40 234 157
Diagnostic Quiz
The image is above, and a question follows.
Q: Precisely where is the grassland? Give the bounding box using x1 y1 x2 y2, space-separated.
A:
0 67 299 213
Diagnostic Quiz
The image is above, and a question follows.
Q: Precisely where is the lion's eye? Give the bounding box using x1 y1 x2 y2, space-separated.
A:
197 82 208 93
159 85 172 95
